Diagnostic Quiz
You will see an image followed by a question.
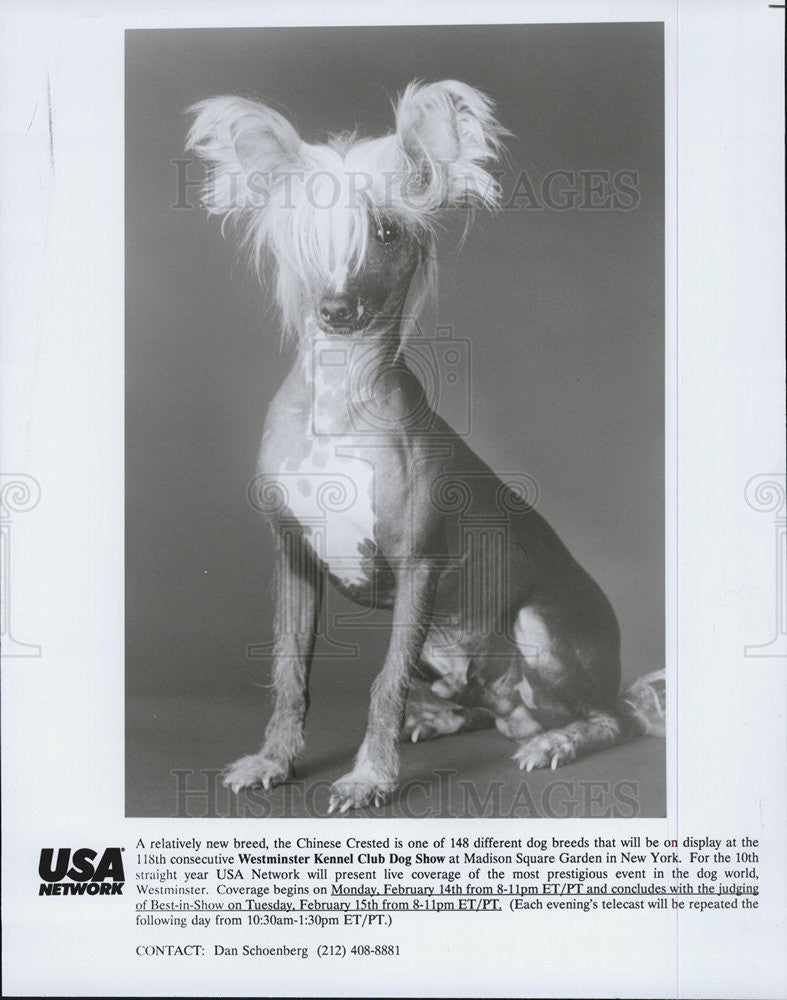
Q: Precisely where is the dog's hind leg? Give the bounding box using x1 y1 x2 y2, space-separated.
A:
512 669 667 770
223 529 322 793
403 699 495 742
402 629 498 741
512 710 624 771
506 604 628 770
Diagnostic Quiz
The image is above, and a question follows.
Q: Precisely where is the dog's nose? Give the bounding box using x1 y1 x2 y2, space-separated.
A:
319 295 357 329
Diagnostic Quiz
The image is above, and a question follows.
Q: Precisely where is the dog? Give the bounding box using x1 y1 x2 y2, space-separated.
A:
186 80 665 813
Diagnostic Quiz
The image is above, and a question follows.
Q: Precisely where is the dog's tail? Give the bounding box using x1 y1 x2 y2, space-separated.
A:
616 669 666 738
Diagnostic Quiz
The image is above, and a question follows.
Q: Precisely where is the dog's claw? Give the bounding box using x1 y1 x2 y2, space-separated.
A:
222 753 291 793
402 705 464 743
512 733 577 773
328 774 393 813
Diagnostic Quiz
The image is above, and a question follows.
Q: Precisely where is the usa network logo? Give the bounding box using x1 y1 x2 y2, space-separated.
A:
38 847 125 896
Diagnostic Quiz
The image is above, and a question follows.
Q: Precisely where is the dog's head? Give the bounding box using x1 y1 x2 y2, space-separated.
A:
187 81 507 343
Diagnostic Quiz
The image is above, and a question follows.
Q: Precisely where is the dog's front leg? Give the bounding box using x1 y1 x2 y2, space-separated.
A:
328 560 438 813
223 529 322 793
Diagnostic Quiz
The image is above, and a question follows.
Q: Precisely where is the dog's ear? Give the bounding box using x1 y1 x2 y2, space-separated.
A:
186 97 302 216
395 80 507 210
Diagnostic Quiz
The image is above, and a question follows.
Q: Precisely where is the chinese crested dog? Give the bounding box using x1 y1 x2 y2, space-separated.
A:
186 80 665 812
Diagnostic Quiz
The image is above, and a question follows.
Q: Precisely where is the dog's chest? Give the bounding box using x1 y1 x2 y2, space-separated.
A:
270 433 377 588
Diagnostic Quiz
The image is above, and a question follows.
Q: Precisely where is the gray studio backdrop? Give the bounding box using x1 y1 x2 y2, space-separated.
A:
126 25 664 710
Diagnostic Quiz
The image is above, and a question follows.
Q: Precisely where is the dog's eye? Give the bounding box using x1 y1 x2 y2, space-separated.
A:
373 218 400 245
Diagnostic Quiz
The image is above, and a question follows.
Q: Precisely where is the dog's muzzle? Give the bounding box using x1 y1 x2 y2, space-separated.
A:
318 294 364 334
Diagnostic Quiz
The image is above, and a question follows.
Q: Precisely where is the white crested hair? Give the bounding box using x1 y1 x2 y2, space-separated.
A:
186 81 508 342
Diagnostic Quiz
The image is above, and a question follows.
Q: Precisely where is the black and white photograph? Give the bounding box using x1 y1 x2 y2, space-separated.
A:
2 2 785 997
126 23 666 819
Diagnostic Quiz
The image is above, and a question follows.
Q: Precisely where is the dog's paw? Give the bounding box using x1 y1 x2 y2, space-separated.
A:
403 705 463 742
512 731 577 772
327 774 394 814
222 754 292 793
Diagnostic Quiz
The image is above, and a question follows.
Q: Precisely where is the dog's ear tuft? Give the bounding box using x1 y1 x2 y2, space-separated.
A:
186 97 302 217
395 80 508 210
